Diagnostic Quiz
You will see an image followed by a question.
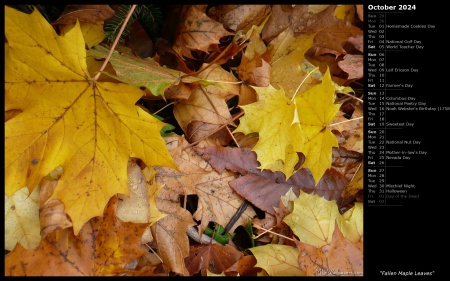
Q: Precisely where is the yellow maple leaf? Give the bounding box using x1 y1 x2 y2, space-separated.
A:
294 68 341 183
249 244 306 276
234 85 304 177
283 190 339 248
5 7 177 235
337 202 363 243
235 68 339 182
60 20 106 49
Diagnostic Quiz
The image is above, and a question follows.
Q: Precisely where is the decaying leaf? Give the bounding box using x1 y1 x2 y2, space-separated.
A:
53 5 115 25
5 7 177 235
151 183 196 276
185 243 243 275
173 5 233 59
296 224 363 276
156 136 256 235
208 5 271 34
194 146 348 215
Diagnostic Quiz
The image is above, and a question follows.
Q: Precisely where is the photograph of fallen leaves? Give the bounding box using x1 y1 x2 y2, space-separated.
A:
4 4 364 276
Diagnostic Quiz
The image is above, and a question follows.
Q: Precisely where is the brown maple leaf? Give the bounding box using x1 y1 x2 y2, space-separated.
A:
194 146 349 215
173 5 233 59
185 243 243 276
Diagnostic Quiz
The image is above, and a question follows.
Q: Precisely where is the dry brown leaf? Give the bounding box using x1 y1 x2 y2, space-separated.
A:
196 63 241 101
173 5 233 59
356 5 363 22
39 166 73 238
186 120 232 145
174 87 231 132
208 5 271 34
302 5 363 54
341 163 363 200
195 146 348 215
155 136 256 235
331 106 363 153
54 5 115 25
238 52 271 86
338 54 363 80
237 30 270 87
296 225 363 276
238 84 258 106
185 243 243 275
150 182 196 276
225 254 260 276
261 5 311 42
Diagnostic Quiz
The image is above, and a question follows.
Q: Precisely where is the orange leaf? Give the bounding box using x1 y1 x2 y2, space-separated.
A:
296 225 363 276
185 243 243 276
5 196 148 276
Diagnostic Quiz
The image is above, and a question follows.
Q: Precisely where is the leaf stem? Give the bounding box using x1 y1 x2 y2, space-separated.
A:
329 116 363 127
291 66 319 101
92 5 137 83
252 224 295 242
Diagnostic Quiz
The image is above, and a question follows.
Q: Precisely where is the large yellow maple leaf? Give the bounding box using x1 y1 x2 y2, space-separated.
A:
235 68 339 183
234 85 304 177
5 7 177 235
294 68 341 182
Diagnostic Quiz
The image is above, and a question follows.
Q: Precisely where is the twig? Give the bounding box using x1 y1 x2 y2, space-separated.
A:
252 224 295 242
186 226 220 244
329 116 363 127
338 91 364 103
92 5 137 82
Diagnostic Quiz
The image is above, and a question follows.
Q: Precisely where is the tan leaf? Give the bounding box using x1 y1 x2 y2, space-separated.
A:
338 54 363 80
238 30 270 87
331 106 363 153
186 120 232 145
54 5 115 25
156 137 256 234
302 5 363 54
173 5 233 59
173 84 231 134
39 166 73 238
151 179 196 276
116 158 149 223
208 5 271 34
262 5 312 42
5 186 40 251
